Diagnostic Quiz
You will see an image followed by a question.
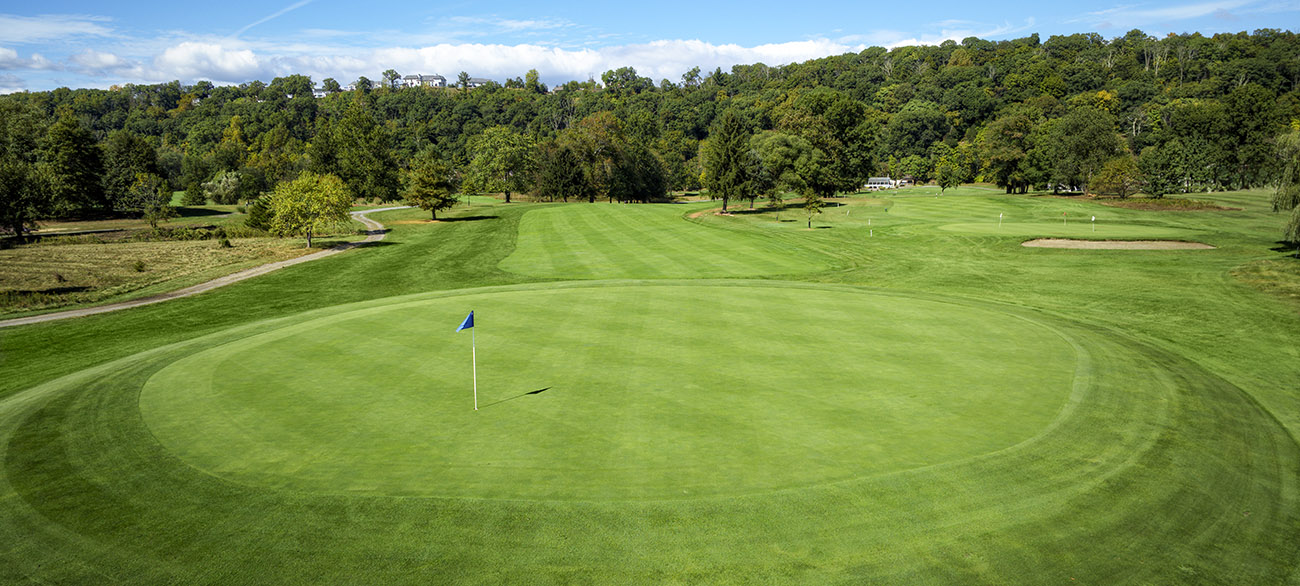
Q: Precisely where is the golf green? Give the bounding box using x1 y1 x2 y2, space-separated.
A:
140 282 1077 499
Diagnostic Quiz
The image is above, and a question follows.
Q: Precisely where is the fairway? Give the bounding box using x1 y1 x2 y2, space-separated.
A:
140 283 1076 498
500 204 838 278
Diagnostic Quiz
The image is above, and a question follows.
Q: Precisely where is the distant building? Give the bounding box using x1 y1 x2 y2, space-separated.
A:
866 177 896 190
466 77 492 88
403 74 447 88
312 88 329 99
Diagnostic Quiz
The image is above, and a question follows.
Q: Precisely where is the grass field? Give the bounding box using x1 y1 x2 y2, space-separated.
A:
1 186 1298 583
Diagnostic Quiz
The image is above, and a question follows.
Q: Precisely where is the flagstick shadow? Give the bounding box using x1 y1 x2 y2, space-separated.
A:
479 387 552 409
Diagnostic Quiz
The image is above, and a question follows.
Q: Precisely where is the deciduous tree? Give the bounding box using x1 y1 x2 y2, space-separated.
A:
462 126 535 203
267 171 353 248
43 115 106 217
1092 155 1144 198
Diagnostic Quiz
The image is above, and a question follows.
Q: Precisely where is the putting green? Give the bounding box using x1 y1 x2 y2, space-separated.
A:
141 282 1077 499
938 221 1198 239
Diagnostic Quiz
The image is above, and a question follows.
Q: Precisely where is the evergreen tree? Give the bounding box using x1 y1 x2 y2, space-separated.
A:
402 149 459 219
703 110 752 211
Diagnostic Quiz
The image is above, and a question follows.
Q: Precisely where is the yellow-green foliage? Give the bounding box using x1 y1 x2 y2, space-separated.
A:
268 171 352 247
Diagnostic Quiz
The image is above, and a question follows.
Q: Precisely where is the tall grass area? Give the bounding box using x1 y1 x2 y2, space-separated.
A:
0 188 1297 582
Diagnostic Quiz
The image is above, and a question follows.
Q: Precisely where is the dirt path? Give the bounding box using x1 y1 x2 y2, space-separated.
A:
0 207 410 329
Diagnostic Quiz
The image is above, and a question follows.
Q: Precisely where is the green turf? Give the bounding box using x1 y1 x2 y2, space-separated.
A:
500 203 838 278
140 282 1076 498
2 189 1299 583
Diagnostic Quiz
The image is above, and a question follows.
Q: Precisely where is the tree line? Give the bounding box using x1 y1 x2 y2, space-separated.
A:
2 28 1300 242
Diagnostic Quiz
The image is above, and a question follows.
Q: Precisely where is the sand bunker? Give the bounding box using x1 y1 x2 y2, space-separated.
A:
1023 239 1215 250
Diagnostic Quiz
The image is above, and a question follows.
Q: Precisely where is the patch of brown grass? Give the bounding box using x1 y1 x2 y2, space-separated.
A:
1099 197 1237 211
0 238 316 314
1231 259 1300 310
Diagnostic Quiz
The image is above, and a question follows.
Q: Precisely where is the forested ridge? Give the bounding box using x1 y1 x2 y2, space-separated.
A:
3 29 1300 237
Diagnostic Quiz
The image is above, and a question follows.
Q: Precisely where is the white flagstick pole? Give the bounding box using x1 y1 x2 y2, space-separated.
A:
472 324 478 411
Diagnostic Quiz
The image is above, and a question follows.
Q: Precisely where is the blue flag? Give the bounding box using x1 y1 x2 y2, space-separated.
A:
456 311 474 332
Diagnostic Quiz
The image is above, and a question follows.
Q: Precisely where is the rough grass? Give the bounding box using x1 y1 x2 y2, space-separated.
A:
1 192 1299 583
0 238 314 314
1232 258 1300 308
1100 196 1237 211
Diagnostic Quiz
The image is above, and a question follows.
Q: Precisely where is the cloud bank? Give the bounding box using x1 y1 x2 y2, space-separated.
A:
2 37 886 90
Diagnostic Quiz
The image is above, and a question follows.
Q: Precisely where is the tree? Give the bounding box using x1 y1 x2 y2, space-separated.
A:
101 130 159 212
1137 145 1178 197
402 149 458 219
524 69 546 94
534 139 590 202
879 101 951 159
203 170 241 204
935 157 963 194
1274 129 1300 254
382 69 401 90
0 100 50 239
457 71 471 90
1092 156 1145 199
330 95 399 201
462 126 535 203
267 171 353 248
978 111 1036 193
1046 107 1120 192
354 76 372 93
0 160 50 240
211 116 248 173
122 172 176 229
702 110 752 211
752 131 815 199
42 115 105 217
322 78 341 93
803 189 824 229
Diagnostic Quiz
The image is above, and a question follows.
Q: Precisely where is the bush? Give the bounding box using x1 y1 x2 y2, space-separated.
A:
181 183 208 206
244 197 272 231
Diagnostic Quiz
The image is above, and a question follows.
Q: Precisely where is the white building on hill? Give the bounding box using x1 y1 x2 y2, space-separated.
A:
402 74 448 88
866 177 896 190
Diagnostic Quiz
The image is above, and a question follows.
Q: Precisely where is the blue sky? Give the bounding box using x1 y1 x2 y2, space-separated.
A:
0 0 1296 93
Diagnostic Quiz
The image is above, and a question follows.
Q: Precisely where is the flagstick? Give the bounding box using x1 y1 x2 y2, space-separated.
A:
471 325 478 411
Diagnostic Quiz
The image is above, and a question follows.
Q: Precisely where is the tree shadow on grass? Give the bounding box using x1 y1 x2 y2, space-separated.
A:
480 387 552 409
176 207 232 218
440 215 499 222
1268 242 1299 256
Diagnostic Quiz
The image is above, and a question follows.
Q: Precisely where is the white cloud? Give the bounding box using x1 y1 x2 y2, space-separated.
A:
0 47 58 71
0 47 21 69
0 14 112 44
71 50 128 72
151 42 264 83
